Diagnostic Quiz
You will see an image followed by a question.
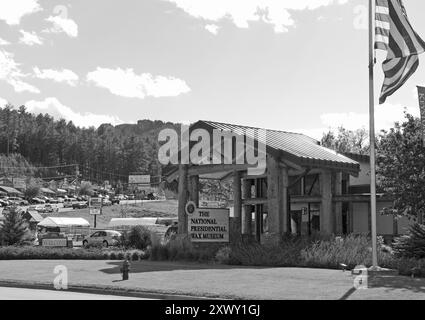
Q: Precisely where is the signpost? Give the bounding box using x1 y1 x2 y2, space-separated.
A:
186 202 229 243
89 197 102 229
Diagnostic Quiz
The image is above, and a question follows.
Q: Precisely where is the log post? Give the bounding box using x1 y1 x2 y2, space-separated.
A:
188 175 199 206
334 172 343 235
177 164 189 234
266 156 283 242
233 170 242 228
320 170 333 235
242 178 252 236
282 166 289 234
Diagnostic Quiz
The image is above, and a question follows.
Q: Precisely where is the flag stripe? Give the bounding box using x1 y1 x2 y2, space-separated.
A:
375 0 425 104
379 55 419 104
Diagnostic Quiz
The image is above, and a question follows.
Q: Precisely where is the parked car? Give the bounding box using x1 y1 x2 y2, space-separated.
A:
127 194 135 200
48 198 59 204
56 197 65 203
0 198 9 207
43 204 59 213
8 197 29 206
102 199 112 206
82 230 122 248
146 192 158 200
72 201 88 209
111 196 120 205
28 205 45 212
63 198 77 208
31 197 46 204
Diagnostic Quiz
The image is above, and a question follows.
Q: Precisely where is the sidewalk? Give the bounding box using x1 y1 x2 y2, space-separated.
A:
0 260 424 300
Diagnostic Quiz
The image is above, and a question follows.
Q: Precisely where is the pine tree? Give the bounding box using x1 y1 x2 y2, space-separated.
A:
0 206 31 246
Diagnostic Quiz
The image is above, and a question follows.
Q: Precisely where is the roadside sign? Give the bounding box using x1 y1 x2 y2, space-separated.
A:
129 175 150 184
42 238 68 247
188 207 229 243
90 208 101 215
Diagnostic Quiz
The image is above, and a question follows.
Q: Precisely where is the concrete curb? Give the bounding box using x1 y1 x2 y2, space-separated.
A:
0 280 224 300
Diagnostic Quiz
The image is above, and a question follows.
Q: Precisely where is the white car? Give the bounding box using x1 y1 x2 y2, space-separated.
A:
82 230 122 247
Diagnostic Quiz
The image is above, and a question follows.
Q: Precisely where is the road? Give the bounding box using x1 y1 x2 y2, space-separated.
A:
0 287 150 300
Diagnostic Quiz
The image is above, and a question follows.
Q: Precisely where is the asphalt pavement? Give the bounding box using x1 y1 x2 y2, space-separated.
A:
0 286 149 300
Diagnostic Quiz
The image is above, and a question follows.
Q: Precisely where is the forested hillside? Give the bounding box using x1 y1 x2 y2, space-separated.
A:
0 104 179 185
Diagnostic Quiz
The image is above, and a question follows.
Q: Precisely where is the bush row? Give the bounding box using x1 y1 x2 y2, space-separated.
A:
0 246 148 261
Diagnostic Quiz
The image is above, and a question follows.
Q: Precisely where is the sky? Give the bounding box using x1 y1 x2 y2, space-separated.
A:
0 0 425 139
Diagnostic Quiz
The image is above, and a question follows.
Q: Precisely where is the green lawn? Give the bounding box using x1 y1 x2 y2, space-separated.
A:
0 260 424 300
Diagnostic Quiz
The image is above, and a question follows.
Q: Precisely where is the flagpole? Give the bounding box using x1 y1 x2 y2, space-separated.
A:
369 0 378 269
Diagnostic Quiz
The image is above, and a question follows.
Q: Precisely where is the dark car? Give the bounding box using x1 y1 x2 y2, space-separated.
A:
72 201 88 209
0 199 9 207
146 192 158 200
111 196 120 205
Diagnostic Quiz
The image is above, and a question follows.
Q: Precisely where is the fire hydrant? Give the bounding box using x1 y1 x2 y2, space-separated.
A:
120 259 130 281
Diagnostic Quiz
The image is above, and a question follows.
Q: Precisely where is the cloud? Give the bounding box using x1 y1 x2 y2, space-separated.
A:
0 0 41 25
0 49 40 94
45 15 78 38
297 103 419 140
320 103 419 131
25 97 124 128
205 24 220 35
33 67 79 86
86 67 191 99
165 0 348 33
0 38 11 46
0 97 8 108
19 30 43 46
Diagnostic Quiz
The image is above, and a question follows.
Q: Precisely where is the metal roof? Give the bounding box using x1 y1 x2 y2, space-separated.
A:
38 217 90 227
40 188 56 194
0 186 23 195
195 120 360 172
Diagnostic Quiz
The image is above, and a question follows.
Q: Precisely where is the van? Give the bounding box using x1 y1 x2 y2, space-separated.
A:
63 198 76 208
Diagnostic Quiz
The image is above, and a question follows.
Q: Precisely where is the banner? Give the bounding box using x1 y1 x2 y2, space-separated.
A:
418 86 425 146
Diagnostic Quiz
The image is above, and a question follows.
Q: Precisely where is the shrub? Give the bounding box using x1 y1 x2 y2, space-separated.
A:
0 246 105 260
131 251 140 261
392 223 425 259
109 251 117 260
122 226 152 250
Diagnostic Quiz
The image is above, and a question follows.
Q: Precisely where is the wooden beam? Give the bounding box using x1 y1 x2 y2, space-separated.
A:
188 163 255 176
243 198 268 205
290 195 393 204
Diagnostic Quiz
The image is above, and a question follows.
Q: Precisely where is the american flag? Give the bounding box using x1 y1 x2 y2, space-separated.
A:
375 0 425 104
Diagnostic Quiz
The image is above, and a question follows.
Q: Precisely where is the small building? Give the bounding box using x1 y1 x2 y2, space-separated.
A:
40 187 56 197
37 217 91 237
0 186 24 197
165 120 403 244
22 211 44 230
